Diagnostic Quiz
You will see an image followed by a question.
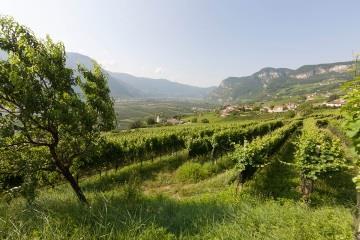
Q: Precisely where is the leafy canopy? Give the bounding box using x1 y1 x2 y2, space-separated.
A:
0 16 115 203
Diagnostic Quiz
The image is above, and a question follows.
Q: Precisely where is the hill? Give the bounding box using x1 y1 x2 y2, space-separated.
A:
67 52 215 99
209 61 353 103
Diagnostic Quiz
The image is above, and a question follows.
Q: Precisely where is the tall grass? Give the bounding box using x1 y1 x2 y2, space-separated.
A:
0 139 355 239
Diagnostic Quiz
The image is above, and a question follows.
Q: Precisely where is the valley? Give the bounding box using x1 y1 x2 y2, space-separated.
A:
0 4 359 240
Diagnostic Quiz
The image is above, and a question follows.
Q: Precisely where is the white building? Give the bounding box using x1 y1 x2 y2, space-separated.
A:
324 99 346 108
156 115 162 123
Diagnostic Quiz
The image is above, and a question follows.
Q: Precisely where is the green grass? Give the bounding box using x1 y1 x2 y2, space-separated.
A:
0 179 353 240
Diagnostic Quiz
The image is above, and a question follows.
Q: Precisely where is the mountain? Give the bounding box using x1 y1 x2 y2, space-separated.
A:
209 61 353 103
66 52 214 99
66 52 144 98
107 71 214 98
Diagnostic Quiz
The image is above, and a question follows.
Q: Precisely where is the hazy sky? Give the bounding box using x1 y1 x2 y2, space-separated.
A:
1 0 359 87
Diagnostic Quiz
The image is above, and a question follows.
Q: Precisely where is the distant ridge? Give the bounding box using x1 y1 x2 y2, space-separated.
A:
66 52 215 99
209 61 353 102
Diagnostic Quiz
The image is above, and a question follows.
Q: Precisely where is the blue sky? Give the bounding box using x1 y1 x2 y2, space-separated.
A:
1 0 359 87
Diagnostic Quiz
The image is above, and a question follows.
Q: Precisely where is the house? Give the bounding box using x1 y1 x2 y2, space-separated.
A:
220 105 237 117
244 105 253 111
285 102 298 110
306 94 315 101
272 105 285 113
166 118 184 125
261 106 271 112
324 99 346 108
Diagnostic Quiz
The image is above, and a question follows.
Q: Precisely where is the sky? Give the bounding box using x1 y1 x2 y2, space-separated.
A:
1 0 359 87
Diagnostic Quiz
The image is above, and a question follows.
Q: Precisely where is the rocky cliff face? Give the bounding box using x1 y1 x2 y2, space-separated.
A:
209 61 353 102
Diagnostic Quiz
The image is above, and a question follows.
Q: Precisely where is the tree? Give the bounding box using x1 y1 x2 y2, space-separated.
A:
342 76 360 239
342 77 360 154
284 110 295 119
191 117 198 123
146 117 156 125
0 17 116 205
130 120 143 129
297 102 313 116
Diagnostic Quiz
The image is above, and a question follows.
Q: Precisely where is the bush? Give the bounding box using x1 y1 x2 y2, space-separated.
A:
284 110 295 118
146 117 156 125
201 118 209 123
297 102 313 116
175 162 212 182
191 117 198 123
130 120 143 129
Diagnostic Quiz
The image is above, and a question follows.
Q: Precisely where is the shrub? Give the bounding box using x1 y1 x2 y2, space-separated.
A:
175 162 211 182
297 102 314 116
284 110 296 118
191 117 198 123
201 118 210 123
146 117 156 125
130 120 143 129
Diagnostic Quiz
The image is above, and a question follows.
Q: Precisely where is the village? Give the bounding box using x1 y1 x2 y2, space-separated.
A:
219 97 346 117
148 96 347 127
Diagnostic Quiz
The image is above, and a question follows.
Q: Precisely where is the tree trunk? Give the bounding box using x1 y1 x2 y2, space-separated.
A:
49 146 89 205
301 178 313 202
61 167 89 205
236 172 243 194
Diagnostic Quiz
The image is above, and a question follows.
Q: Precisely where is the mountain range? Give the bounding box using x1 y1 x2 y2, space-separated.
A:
66 52 215 99
1 50 353 102
209 61 353 103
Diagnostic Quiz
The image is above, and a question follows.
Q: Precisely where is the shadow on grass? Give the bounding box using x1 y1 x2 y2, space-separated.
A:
311 170 356 207
247 139 301 201
247 136 356 207
81 151 188 193
25 188 232 239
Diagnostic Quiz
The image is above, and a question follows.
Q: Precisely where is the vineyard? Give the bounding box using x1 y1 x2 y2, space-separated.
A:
0 9 359 240
0 110 358 240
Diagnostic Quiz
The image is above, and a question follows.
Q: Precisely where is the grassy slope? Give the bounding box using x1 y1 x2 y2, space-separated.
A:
0 129 355 239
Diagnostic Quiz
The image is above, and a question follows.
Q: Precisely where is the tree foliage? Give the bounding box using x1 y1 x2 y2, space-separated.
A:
342 76 360 156
0 16 115 204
